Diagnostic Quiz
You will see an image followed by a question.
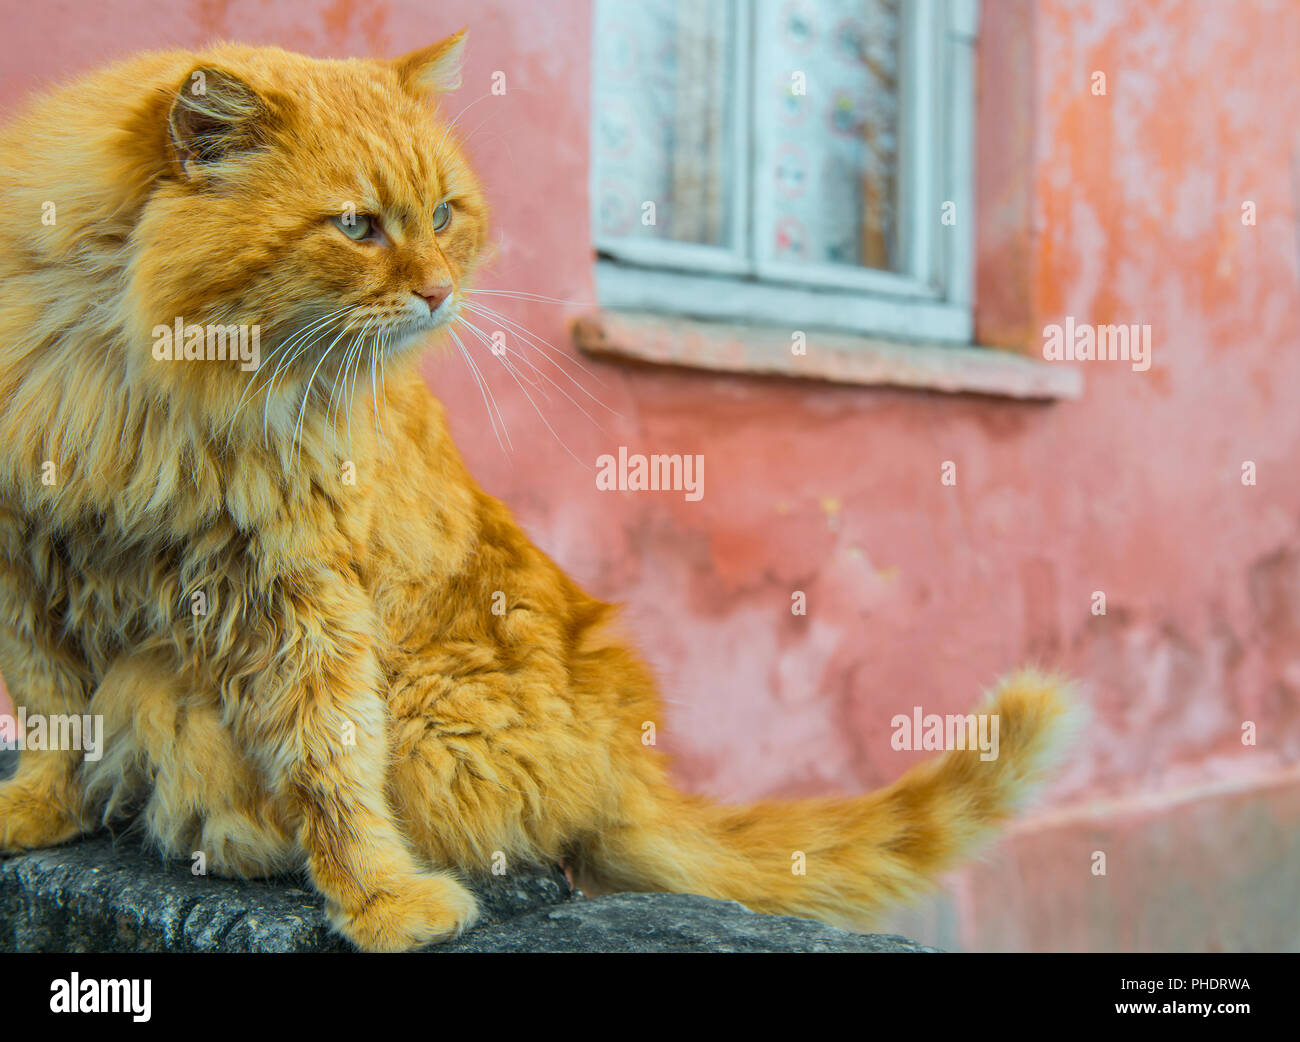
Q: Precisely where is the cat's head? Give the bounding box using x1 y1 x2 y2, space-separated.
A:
127 32 487 430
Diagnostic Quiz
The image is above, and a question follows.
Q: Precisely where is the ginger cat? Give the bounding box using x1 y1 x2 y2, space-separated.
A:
0 32 1075 951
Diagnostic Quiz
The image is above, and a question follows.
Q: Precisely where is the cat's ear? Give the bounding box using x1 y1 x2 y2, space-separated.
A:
166 67 268 176
392 29 467 95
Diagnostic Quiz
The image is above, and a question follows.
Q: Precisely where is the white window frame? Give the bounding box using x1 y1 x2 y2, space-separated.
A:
592 0 979 344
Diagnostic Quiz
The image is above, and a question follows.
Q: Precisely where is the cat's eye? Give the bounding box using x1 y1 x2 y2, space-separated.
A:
433 202 452 232
332 214 376 241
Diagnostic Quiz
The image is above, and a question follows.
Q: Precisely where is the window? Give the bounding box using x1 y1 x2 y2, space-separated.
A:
590 0 978 343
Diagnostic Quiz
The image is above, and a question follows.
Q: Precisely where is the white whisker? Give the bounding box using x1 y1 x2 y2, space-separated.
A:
455 318 589 469
293 313 360 467
436 90 497 155
224 304 356 439
462 299 614 399
464 289 594 307
327 317 373 449
458 313 607 432
448 326 511 455
456 317 550 399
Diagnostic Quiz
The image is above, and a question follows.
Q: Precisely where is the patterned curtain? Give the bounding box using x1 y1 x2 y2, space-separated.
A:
761 0 901 270
593 0 734 248
593 0 903 272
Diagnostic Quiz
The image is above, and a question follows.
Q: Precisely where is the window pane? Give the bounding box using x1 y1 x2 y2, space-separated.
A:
755 0 903 272
592 0 736 249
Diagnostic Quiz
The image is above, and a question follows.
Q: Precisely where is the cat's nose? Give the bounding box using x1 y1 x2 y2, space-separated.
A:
415 282 453 314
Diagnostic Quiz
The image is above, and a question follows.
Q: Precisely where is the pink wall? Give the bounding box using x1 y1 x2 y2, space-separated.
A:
2 0 1297 950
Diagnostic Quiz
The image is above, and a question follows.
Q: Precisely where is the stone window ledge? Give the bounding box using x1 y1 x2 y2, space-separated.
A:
573 310 1083 401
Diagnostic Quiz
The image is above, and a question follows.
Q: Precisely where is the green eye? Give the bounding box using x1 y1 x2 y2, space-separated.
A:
433 201 452 232
333 214 373 241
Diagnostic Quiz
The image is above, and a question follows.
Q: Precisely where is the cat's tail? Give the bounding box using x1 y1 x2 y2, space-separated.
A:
577 670 1078 930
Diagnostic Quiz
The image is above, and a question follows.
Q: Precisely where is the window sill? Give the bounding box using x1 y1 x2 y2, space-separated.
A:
572 310 1083 401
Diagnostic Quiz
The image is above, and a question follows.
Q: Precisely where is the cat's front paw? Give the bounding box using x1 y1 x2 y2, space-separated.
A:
329 872 479 952
0 788 85 855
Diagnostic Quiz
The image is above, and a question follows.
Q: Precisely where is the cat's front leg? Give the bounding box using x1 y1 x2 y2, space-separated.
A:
248 571 477 951
0 629 92 854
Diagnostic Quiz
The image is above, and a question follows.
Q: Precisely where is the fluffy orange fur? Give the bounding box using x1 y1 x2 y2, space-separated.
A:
0 33 1076 951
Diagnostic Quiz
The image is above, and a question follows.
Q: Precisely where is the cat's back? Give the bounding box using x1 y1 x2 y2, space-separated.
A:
0 49 205 502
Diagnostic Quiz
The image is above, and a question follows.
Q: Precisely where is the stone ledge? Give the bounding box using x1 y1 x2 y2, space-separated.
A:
574 309 1083 401
0 833 935 953
439 893 936 953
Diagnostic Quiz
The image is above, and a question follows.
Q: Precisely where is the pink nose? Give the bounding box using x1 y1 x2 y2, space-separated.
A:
417 283 452 313
421 284 457 313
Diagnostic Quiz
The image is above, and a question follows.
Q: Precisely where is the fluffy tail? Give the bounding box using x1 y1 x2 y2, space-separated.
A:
578 670 1078 929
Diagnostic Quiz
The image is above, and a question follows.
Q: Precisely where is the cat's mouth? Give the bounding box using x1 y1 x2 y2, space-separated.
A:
376 294 463 359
